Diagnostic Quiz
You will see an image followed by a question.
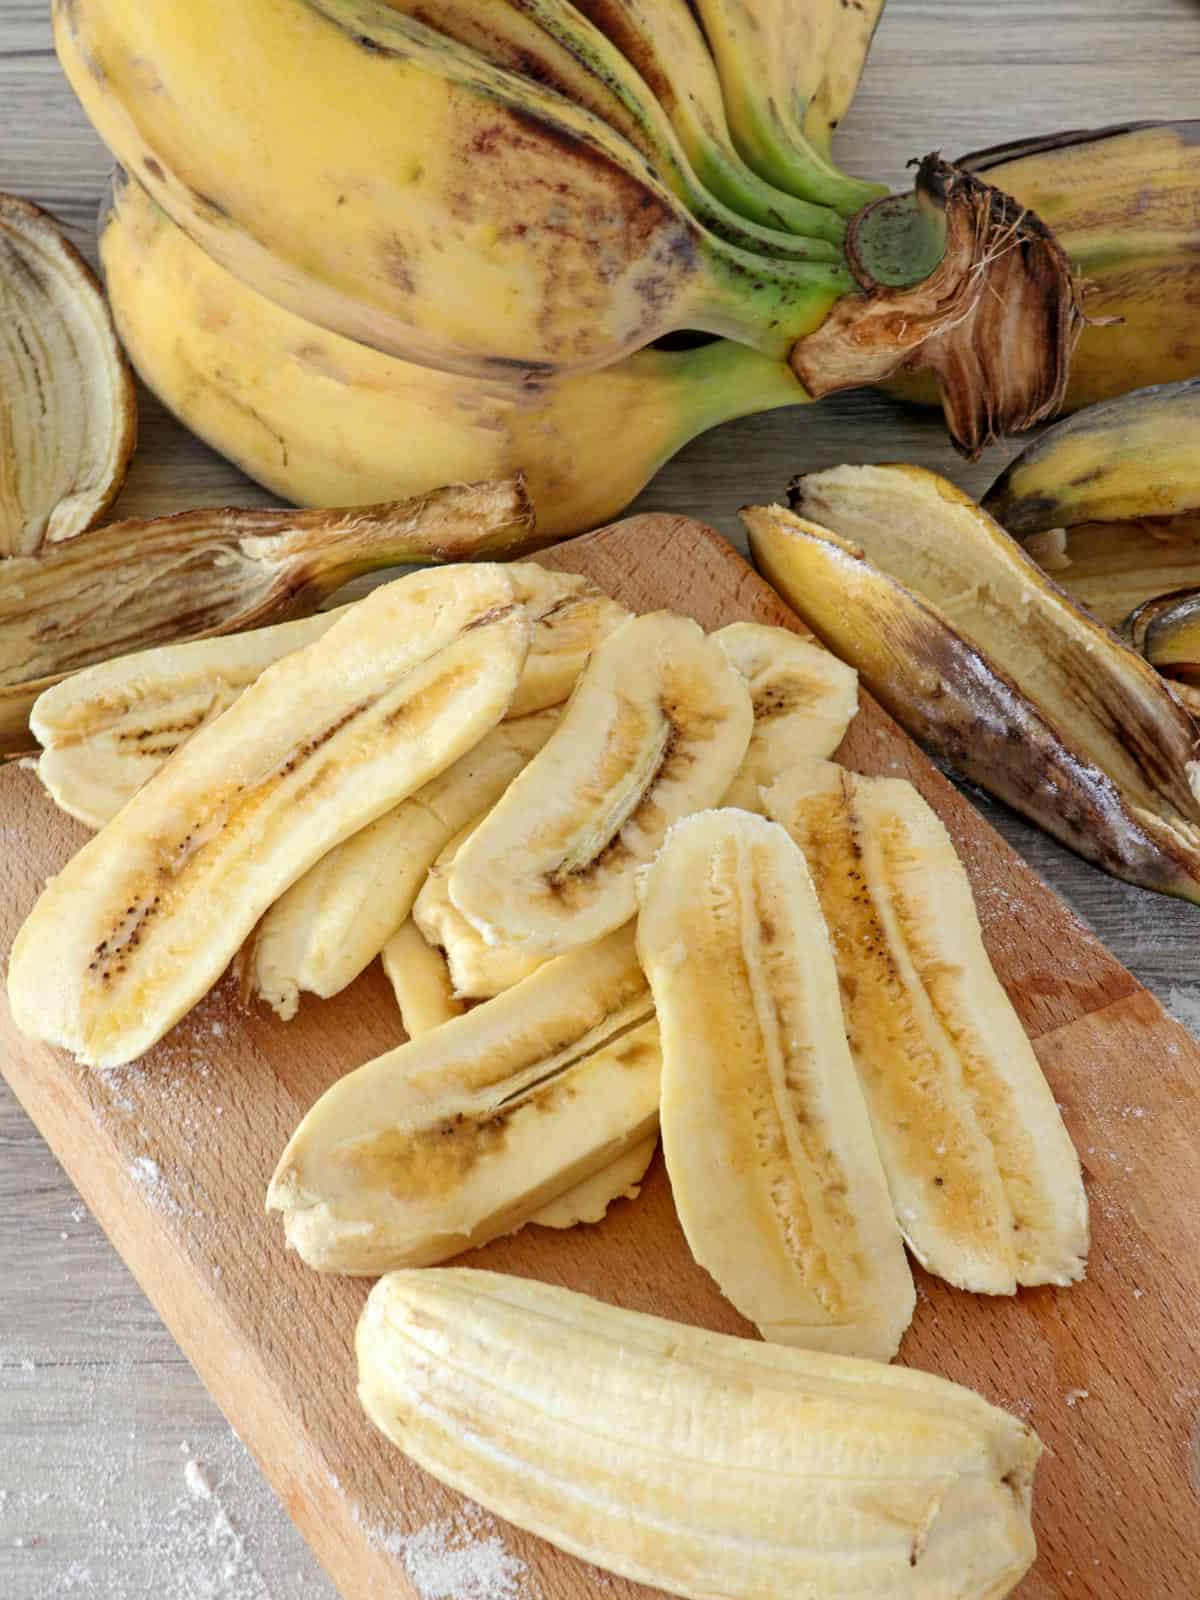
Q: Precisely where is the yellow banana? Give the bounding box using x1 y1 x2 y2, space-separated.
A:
637 809 915 1359
268 925 660 1272
99 175 808 532
8 567 529 1068
56 0 848 378
805 0 886 159
357 1269 1042 1599
692 0 885 213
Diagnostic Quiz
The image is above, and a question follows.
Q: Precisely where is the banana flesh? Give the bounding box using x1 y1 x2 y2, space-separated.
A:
637 808 914 1358
380 918 464 1038
450 611 754 956
414 822 547 1000
267 925 660 1272
32 609 347 830
7 566 529 1068
247 710 559 1021
766 763 1089 1293
529 1136 657 1229
502 566 632 720
714 620 859 808
357 1269 1042 1600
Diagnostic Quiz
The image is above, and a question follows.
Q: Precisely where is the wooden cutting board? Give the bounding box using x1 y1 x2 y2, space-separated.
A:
1 514 1197 1600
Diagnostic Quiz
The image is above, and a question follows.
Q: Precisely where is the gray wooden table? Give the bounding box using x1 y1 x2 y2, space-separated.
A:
2 2 1199 1596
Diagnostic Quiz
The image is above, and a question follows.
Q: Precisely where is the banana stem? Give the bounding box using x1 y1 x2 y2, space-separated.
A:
670 339 811 435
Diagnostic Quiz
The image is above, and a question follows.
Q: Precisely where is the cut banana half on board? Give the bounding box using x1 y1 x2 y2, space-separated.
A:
7 566 528 1068
357 1270 1042 1600
246 710 559 1019
414 821 548 1000
714 620 858 809
529 1136 657 1230
766 763 1089 1293
380 918 463 1038
501 565 631 719
31 608 346 829
268 925 660 1272
450 611 753 956
637 808 914 1359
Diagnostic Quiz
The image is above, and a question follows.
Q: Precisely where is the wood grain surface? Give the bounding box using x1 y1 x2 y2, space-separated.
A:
3 2 1200 1598
1 514 1199 1600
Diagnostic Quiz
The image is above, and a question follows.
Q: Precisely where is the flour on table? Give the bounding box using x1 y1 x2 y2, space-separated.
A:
128 1156 181 1216
368 1503 538 1600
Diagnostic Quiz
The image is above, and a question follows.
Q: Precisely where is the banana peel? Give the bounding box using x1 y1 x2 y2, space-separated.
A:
746 466 1200 903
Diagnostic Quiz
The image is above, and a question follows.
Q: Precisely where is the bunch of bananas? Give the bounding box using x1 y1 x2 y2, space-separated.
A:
58 0 1095 535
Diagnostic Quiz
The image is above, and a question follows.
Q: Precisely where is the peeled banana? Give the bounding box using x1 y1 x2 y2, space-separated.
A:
380 919 463 1039
268 925 660 1272
8 566 529 1068
766 763 1088 1294
99 176 809 534
713 620 859 808
450 611 754 957
528 1136 657 1229
638 809 914 1359
247 710 559 1021
358 1269 1042 1600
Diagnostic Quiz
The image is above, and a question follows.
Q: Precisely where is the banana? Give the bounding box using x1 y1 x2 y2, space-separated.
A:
380 918 464 1038
714 620 859 808
637 809 913 1359
32 608 347 830
572 0 843 237
368 0 843 257
501 566 633 720
414 822 548 1000
247 710 559 1021
267 925 660 1272
55 0 849 379
357 1269 1042 1600
765 763 1089 1293
805 0 886 160
7 566 529 1068
450 612 754 957
692 0 885 213
99 176 809 534
528 1136 657 1228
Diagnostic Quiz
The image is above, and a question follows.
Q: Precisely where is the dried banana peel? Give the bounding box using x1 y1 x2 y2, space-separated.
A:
450 612 753 956
0 478 534 753
358 1269 1042 1600
268 926 659 1272
714 620 859 808
767 763 1088 1293
380 918 464 1038
0 191 136 555
747 472 1200 902
638 809 913 1359
7 566 529 1068
414 822 547 1000
1017 519 1200 634
32 608 348 829
247 711 559 1020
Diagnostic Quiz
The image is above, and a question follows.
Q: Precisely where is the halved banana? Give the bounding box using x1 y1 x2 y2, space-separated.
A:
380 917 464 1038
451 611 754 956
246 710 559 1019
765 763 1089 1292
636 808 914 1360
504 565 631 717
268 925 660 1273
7 566 528 1068
32 607 347 829
358 1270 1042 1600
530 1136 658 1229
414 820 548 999
714 621 859 810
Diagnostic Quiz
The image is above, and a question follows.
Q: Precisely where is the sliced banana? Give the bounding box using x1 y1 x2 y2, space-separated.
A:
414 819 548 999
381 918 464 1038
246 710 559 1019
451 611 754 956
714 621 859 809
7 566 529 1068
32 608 347 829
268 925 660 1273
765 762 1089 1292
530 1136 657 1229
505 564 631 717
636 808 915 1361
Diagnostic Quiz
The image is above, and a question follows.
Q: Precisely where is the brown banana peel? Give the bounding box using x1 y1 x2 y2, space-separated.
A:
745 467 1200 903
